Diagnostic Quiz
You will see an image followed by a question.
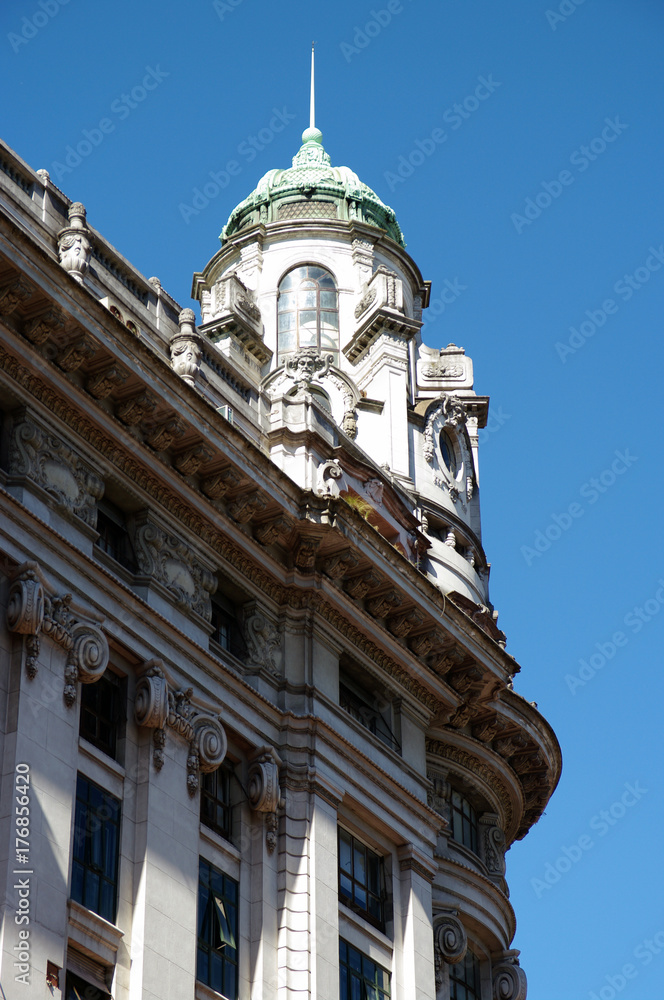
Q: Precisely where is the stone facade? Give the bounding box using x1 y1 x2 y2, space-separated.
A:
0 132 560 1000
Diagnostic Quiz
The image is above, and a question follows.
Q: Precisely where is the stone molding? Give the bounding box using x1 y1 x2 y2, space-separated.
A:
241 604 281 676
8 411 104 527
433 911 467 987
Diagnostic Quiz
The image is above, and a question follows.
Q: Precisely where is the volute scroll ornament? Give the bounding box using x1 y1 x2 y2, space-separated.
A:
6 564 45 679
242 607 281 676
134 660 169 729
492 951 527 1000
63 621 110 707
247 746 283 853
434 912 467 986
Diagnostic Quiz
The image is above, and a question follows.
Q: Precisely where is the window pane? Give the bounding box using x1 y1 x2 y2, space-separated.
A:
339 829 352 873
279 291 296 310
320 290 337 308
278 311 295 332
299 289 317 308
197 858 239 999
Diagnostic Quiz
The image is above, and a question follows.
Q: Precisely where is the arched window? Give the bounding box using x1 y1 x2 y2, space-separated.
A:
439 429 459 477
277 265 339 361
451 790 479 854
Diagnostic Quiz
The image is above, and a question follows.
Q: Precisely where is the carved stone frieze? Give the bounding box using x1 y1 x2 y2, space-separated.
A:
242 606 281 676
133 513 217 620
8 414 104 526
354 286 377 319
57 203 92 284
247 746 283 853
0 275 32 316
492 951 527 1000
426 739 513 830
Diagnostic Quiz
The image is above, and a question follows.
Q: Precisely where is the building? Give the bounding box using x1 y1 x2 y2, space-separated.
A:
0 109 560 1000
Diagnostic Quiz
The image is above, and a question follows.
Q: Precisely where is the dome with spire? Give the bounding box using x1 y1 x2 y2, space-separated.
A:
220 127 405 247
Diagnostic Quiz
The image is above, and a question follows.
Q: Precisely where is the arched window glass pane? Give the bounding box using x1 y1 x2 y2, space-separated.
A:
277 265 339 362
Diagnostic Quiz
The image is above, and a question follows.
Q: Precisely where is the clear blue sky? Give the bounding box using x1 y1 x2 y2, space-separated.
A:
2 1 663 997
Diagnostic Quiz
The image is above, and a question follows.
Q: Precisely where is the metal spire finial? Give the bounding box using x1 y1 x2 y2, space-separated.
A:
310 42 315 129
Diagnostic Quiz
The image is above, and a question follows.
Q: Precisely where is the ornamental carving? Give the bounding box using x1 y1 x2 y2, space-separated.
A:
423 394 467 464
174 443 213 478
366 589 402 620
242 607 281 676
421 362 464 380
343 569 382 601
0 275 32 316
56 335 95 373
434 913 467 986
253 515 291 547
116 390 157 427
86 364 128 399
354 286 377 319
492 951 527 1000
316 459 344 498
134 661 227 791
57 202 92 284
293 534 320 571
426 739 513 831
247 746 283 853
479 813 507 882
321 548 359 581
201 466 243 501
285 348 332 386
24 305 65 345
8 414 104 527
144 416 186 452
6 565 44 679
227 492 267 524
171 310 202 387
133 515 217 621
63 621 110 706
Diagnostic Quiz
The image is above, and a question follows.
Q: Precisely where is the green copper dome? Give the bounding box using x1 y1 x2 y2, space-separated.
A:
220 129 405 247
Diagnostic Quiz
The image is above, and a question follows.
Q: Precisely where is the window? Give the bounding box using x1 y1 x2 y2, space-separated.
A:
339 939 391 1000
201 766 232 841
95 498 136 572
439 429 458 476
339 663 400 754
79 671 124 760
65 970 111 1000
71 775 121 924
277 265 339 361
197 858 239 999
449 949 482 1000
450 791 479 854
338 828 385 929
210 593 245 659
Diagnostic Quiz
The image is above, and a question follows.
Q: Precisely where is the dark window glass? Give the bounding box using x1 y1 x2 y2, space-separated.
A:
339 938 391 1000
201 767 232 841
210 594 244 659
95 499 136 572
451 791 479 855
338 828 385 929
450 949 482 1000
65 971 111 1000
71 775 121 924
439 430 458 476
197 858 239 999
277 265 339 361
339 680 400 754
79 671 124 760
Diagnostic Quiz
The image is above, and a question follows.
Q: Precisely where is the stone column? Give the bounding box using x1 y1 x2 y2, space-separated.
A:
396 845 438 1000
